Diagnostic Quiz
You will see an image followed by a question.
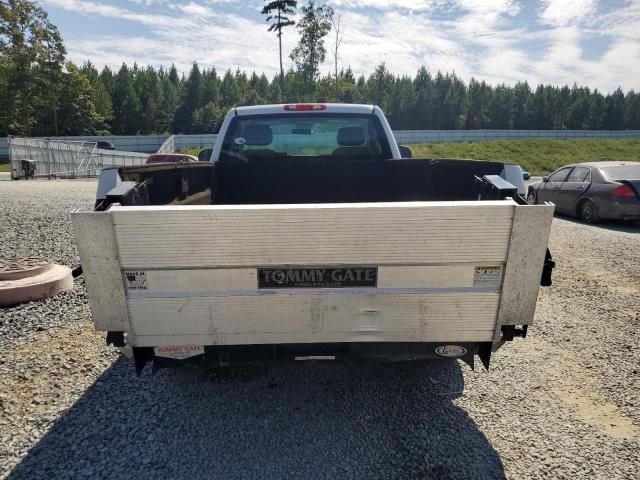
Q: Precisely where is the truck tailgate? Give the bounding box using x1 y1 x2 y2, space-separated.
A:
71 200 554 348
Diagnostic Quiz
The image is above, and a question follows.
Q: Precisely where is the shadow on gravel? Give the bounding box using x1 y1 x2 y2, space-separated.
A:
9 357 505 480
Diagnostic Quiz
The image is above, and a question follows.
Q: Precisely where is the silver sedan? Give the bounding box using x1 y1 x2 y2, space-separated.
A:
527 161 640 223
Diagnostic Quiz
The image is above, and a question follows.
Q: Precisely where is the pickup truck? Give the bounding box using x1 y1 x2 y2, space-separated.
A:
72 103 555 374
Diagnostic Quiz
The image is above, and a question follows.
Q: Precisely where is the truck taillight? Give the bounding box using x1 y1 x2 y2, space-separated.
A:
611 184 636 198
283 103 327 111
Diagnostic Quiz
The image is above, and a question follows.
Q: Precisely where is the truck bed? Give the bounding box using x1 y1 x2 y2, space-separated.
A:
103 158 505 207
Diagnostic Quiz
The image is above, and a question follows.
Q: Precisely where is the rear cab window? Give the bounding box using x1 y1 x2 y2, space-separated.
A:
600 165 640 180
219 113 392 162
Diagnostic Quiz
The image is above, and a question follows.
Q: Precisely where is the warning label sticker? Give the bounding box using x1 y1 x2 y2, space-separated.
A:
473 266 503 287
124 271 147 290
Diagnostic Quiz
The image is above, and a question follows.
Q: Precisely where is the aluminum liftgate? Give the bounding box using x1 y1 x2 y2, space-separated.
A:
72 199 554 371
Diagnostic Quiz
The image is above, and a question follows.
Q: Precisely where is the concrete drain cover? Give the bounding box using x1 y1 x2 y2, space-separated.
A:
0 258 51 280
0 258 73 306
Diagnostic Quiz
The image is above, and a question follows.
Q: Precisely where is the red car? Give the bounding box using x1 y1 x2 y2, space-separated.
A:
146 153 198 164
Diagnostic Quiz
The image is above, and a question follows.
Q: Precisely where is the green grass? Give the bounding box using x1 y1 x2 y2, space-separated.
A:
0 163 10 173
179 138 640 176
408 138 640 175
179 147 205 157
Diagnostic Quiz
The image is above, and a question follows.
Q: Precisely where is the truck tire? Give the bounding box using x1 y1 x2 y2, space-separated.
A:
579 199 599 224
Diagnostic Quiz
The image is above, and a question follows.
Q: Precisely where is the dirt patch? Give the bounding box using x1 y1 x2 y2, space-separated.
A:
553 384 638 440
529 337 640 441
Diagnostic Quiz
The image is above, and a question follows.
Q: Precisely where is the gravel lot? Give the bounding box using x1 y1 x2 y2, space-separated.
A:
1 179 639 479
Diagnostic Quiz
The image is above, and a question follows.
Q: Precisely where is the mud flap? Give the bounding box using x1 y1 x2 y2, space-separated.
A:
132 347 153 376
461 348 475 370
541 249 555 286
477 343 493 370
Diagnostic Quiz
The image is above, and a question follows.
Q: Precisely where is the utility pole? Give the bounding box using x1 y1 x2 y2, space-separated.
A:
331 14 342 102
46 37 59 136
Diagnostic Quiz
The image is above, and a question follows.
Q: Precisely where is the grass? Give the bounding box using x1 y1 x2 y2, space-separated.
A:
0 163 10 173
179 147 205 157
177 139 640 176
408 138 640 175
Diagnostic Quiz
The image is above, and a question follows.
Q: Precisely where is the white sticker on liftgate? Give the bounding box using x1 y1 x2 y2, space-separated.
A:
473 266 502 287
154 345 204 360
124 271 148 290
435 345 467 358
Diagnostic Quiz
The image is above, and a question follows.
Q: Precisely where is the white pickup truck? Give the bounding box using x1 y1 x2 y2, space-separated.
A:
72 103 555 374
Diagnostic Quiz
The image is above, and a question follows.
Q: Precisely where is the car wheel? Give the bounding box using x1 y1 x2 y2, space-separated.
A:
527 191 537 205
579 200 599 224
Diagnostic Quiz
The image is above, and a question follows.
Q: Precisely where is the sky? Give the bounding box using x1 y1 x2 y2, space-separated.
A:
40 0 640 93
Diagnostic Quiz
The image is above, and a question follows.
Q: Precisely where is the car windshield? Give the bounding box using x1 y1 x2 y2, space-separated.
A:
219 113 392 162
601 165 640 180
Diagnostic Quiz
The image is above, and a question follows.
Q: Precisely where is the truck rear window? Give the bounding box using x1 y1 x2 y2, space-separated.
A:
219 113 392 162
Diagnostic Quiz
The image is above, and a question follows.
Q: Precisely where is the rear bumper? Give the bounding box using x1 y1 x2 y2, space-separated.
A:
130 341 498 374
599 199 640 220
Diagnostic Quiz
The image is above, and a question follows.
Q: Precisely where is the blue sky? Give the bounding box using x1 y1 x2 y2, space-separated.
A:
40 0 640 92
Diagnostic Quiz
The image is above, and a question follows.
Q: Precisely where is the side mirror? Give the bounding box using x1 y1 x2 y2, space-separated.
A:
543 176 549 182
198 148 213 162
522 171 531 180
398 145 412 159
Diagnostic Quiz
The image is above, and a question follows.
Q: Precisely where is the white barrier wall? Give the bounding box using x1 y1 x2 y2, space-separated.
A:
4 129 640 158
392 129 640 144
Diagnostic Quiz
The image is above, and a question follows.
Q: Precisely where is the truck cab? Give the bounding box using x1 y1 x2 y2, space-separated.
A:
210 103 401 162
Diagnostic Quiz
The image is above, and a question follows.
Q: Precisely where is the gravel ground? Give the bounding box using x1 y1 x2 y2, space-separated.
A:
0 179 639 479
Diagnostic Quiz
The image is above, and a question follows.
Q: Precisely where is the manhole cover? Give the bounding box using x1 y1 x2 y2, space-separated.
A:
0 258 73 306
0 258 51 281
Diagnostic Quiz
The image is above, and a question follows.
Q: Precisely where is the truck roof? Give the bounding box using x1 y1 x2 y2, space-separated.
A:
234 103 376 116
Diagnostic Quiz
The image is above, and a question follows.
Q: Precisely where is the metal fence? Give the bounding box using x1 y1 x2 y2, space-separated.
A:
8 137 148 179
0 135 165 157
156 135 176 154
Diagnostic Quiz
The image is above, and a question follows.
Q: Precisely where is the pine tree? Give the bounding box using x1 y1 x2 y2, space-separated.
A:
261 1 297 101
173 62 202 133
604 88 626 130
111 64 141 134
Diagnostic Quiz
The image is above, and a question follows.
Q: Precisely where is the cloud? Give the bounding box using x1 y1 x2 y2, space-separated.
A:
539 0 597 27
455 0 520 16
177 2 216 17
45 0 177 27
42 0 640 92
331 0 435 10
588 0 640 40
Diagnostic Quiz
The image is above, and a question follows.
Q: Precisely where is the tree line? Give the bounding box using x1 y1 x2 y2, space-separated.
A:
1 0 639 138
